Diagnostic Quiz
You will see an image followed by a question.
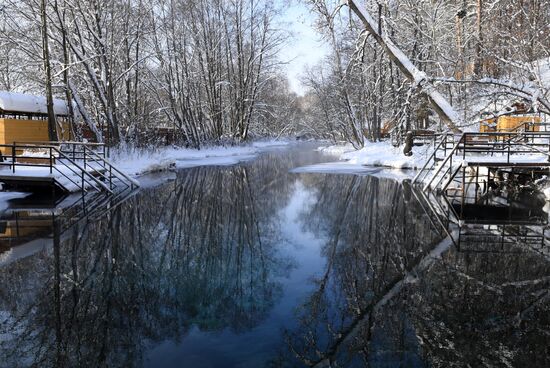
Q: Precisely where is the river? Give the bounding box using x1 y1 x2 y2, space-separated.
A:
0 144 548 367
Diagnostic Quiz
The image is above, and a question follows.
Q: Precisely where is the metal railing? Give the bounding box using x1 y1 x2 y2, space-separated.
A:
15 141 107 160
421 134 464 191
0 142 138 193
416 131 550 192
412 133 454 184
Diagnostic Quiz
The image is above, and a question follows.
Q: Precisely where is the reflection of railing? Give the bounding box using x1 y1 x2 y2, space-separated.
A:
0 142 138 193
0 188 138 246
409 182 549 252
409 183 458 246
459 225 548 252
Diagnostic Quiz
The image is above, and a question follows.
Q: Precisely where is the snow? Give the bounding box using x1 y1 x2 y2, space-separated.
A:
109 139 293 178
348 0 462 130
287 141 428 180
0 192 28 212
0 164 110 192
0 91 69 116
320 141 429 169
316 143 356 155
533 57 550 89
0 140 292 193
111 145 262 177
321 139 550 169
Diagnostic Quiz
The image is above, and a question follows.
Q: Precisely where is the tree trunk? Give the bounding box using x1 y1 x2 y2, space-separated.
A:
474 0 483 76
346 0 462 134
41 0 58 141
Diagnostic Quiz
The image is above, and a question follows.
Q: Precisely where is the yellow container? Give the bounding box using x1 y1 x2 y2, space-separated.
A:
497 115 541 132
479 118 497 133
479 115 541 133
0 118 71 155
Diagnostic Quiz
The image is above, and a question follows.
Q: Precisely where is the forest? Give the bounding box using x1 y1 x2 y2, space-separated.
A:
0 0 549 148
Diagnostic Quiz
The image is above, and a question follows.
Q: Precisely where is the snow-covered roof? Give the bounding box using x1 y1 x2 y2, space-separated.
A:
0 91 69 116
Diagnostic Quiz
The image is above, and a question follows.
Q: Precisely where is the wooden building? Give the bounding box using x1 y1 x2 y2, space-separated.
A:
480 114 542 134
0 91 72 155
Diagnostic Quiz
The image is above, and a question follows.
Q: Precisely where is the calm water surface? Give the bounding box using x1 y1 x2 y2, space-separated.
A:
0 144 549 367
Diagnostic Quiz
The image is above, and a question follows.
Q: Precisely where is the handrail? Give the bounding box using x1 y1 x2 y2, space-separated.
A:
423 134 465 191
412 133 449 184
84 148 140 188
14 140 105 147
14 141 107 160
53 148 112 193
418 130 550 191
0 142 113 193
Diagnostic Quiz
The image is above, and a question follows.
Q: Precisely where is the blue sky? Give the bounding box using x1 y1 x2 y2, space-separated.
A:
278 1 329 95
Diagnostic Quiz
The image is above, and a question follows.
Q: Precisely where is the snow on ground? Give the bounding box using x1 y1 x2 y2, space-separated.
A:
300 141 431 175
338 141 430 169
0 139 292 193
111 139 291 177
289 141 427 180
316 143 356 156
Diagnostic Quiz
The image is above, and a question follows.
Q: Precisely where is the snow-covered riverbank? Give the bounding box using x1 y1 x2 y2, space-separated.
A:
110 139 291 177
319 141 430 169
0 139 292 208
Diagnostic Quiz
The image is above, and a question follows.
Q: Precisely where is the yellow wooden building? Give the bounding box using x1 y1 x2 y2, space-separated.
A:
0 91 72 155
480 113 542 134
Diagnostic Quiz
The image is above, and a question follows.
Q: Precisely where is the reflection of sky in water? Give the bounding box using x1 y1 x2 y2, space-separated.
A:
144 180 327 368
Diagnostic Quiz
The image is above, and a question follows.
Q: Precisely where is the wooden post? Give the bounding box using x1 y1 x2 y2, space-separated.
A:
461 165 466 219
11 143 15 173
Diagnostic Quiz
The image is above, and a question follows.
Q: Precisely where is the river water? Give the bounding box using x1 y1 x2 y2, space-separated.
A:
0 144 548 367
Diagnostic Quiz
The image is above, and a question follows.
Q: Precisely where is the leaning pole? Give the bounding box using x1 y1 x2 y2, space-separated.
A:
345 0 463 134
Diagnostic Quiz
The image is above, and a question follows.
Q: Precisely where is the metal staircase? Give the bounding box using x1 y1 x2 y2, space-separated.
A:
0 141 139 193
413 131 550 226
413 133 460 191
414 131 550 191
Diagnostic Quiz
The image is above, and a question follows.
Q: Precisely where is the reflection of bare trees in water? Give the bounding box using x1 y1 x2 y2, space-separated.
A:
0 156 298 367
402 247 550 367
281 175 550 367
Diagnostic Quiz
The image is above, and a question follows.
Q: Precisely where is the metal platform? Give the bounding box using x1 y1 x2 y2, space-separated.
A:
0 141 138 193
